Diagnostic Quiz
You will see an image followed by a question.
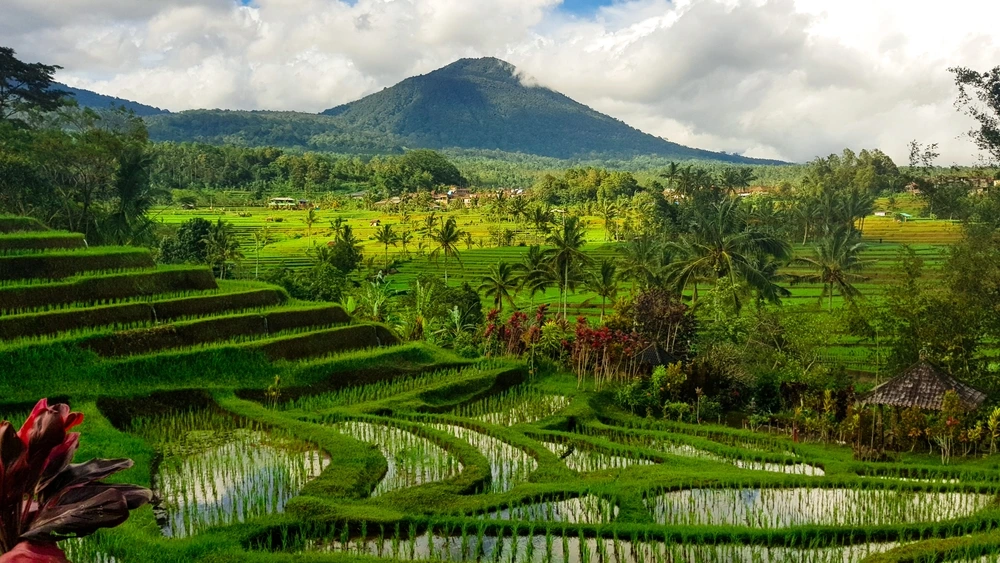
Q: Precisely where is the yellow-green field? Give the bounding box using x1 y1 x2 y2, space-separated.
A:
152 205 972 373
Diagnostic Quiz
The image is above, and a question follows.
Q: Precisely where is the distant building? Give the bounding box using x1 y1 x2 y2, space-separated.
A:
268 197 297 209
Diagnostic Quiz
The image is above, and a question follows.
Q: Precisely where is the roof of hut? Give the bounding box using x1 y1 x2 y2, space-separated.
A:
858 361 987 410
636 343 679 368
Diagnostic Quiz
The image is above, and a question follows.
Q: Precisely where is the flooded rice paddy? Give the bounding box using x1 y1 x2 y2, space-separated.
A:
648 487 993 528
332 420 463 496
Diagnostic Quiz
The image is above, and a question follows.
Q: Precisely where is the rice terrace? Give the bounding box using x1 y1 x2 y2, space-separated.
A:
4 19 1000 563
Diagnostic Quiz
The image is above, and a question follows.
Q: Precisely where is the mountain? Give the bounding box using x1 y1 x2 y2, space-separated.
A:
321 57 775 164
54 82 169 116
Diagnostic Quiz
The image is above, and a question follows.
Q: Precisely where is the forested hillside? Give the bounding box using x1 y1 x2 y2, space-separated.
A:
322 57 778 163
55 82 168 116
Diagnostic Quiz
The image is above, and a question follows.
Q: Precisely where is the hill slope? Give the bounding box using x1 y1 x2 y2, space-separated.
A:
322 57 773 163
55 82 169 116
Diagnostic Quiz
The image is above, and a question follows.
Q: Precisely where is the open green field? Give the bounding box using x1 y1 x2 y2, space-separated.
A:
152 204 969 374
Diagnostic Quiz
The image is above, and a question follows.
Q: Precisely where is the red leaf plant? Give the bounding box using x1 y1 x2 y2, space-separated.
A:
0 399 152 562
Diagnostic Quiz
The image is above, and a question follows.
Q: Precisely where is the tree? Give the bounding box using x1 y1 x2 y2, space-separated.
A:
950 66 1000 162
429 217 465 283
251 226 271 279
545 214 591 318
666 198 792 311
374 223 400 267
400 229 413 257
0 47 67 125
587 259 619 321
794 227 872 311
99 141 159 245
399 149 466 187
479 261 519 312
203 219 244 279
159 217 212 264
304 207 318 236
618 234 669 290
597 199 617 241
516 245 555 303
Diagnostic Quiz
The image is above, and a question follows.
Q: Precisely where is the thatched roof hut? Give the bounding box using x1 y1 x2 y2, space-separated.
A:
858 361 987 411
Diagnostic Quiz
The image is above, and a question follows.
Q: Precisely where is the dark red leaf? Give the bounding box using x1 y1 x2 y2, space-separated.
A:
0 542 69 563
21 488 129 541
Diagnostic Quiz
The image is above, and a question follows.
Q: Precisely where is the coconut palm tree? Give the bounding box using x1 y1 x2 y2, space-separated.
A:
794 227 873 311
203 219 244 280
479 261 520 312
545 215 591 317
304 207 318 236
665 198 791 311
429 217 465 283
587 259 619 321
516 245 555 304
618 234 669 290
597 199 618 241
251 226 271 279
374 223 400 266
530 206 553 242
400 230 413 258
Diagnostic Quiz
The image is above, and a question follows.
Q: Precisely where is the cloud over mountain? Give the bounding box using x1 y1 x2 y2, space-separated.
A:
5 0 999 164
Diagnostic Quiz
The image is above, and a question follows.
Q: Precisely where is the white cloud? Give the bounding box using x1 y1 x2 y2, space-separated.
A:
4 0 998 164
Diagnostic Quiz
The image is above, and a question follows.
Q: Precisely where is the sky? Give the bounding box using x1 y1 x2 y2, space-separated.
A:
3 0 998 164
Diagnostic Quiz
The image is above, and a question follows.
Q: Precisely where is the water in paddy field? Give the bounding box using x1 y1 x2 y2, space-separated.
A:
331 420 463 496
648 487 994 528
430 423 537 492
302 533 900 562
482 494 618 524
541 441 656 472
471 394 572 426
654 441 824 476
151 427 329 538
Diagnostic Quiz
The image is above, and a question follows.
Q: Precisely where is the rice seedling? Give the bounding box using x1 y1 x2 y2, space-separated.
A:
132 409 329 538
482 493 618 524
299 527 903 562
285 367 470 411
541 441 655 473
451 386 572 426
647 485 994 528
330 420 463 496
429 423 537 492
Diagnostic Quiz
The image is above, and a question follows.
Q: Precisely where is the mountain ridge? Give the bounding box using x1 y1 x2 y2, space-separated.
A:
59 58 783 164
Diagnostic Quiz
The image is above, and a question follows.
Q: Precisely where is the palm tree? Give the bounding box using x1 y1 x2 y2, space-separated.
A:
587 259 619 321
203 219 244 280
546 215 591 317
516 245 555 304
374 223 399 267
618 234 669 290
429 217 465 283
304 207 318 236
329 216 345 239
794 228 873 311
509 196 529 225
665 198 791 311
100 143 160 245
597 199 618 241
530 206 552 242
251 226 271 279
479 261 520 312
400 230 413 258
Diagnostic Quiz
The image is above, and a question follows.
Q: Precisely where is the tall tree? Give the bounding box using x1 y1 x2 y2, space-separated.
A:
950 66 1000 162
665 198 791 311
516 245 555 304
0 47 67 125
794 227 872 312
587 259 619 321
429 217 465 283
479 261 519 312
545 214 591 317
374 223 400 266
203 219 244 279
